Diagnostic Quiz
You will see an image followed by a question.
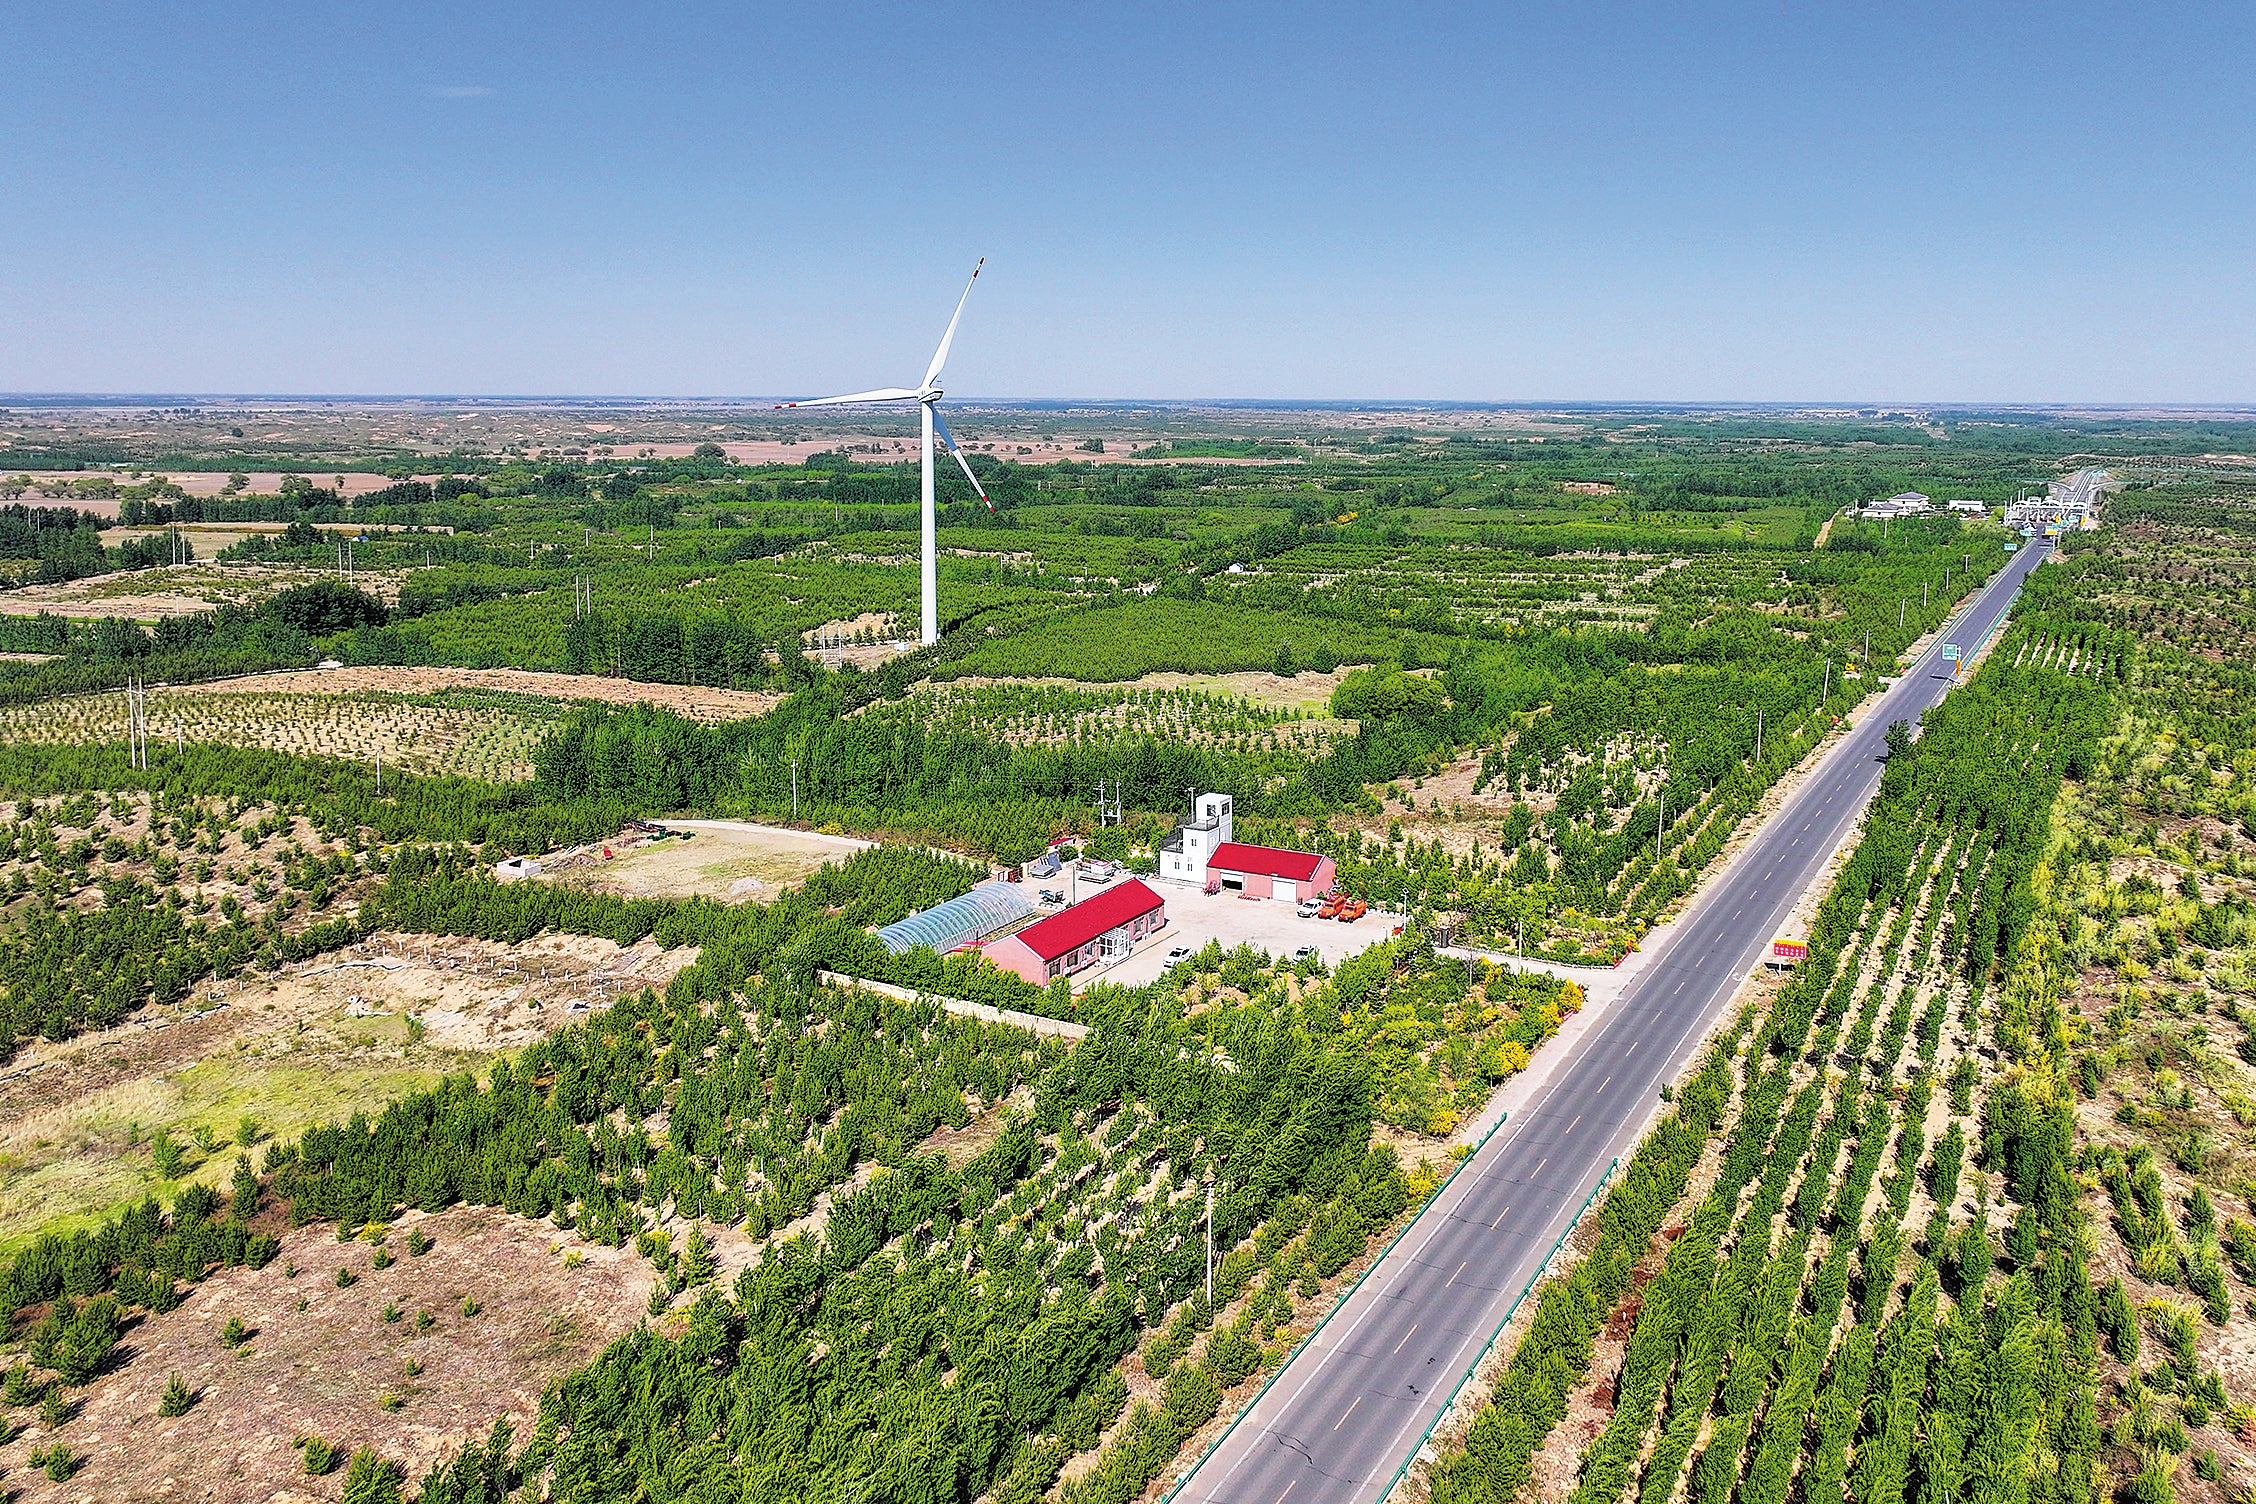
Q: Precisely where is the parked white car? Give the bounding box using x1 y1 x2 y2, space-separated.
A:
1296 898 1324 918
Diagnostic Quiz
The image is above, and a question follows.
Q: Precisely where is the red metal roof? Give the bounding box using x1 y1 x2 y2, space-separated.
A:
1009 879 1165 962
1207 842 1325 882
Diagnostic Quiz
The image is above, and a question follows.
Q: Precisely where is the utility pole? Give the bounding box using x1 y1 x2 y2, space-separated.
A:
1863 628 1871 670
1899 599 1906 631
1755 707 1763 764
1204 1179 1215 1307
1657 786 1665 862
1822 660 1831 702
791 758 800 820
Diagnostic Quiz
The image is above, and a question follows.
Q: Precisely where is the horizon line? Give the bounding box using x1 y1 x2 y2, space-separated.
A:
6 393 2256 415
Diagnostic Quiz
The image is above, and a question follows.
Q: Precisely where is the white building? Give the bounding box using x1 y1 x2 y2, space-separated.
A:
1947 499 1986 515
1859 491 1934 520
1159 792 1234 883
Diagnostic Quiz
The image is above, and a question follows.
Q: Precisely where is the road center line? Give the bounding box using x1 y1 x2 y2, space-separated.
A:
1335 1395 1363 1430
1392 1323 1418 1355
1489 1204 1511 1230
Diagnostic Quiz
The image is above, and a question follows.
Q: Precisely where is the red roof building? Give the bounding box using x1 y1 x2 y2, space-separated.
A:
1204 842 1338 902
983 879 1168 985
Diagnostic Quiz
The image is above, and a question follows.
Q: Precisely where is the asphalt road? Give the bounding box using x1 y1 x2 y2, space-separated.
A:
1173 538 2051 1504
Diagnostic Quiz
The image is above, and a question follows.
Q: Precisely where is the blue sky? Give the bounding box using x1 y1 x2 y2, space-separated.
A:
2 1 2250 401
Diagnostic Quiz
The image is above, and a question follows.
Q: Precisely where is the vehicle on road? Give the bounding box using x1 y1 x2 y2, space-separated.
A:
1340 898 1368 922
1296 898 1324 917
1318 897 1344 919
1164 945 1192 964
1292 944 1320 964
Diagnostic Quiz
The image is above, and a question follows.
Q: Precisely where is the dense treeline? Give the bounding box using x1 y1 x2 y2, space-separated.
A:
0 504 111 586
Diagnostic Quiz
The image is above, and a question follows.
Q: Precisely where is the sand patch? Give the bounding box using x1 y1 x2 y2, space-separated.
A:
0 933 690 1255
198 665 781 723
538 819 872 902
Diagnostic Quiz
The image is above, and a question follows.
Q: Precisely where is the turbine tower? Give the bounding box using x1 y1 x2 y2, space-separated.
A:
777 260 991 646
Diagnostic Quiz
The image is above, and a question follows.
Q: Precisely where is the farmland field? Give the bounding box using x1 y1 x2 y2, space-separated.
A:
0 403 2249 1503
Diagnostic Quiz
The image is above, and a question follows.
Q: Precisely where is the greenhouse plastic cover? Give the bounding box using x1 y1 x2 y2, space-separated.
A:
874 882 1038 955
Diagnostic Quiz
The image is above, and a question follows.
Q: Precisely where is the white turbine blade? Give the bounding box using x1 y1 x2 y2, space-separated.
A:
922 258 985 388
932 410 991 506
773 387 921 409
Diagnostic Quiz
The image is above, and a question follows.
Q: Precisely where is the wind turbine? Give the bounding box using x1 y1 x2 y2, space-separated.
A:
777 260 991 646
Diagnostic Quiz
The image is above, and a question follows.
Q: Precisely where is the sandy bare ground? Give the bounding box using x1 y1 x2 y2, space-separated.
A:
0 932 692 1255
0 1204 659 1504
73 472 414 499
0 562 383 620
198 666 780 722
539 819 871 902
624 439 1289 467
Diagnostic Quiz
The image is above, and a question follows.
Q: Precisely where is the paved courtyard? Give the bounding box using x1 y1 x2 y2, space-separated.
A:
988 866 1403 991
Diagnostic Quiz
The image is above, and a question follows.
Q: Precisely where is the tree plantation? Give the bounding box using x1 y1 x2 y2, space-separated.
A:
0 406 2248 1502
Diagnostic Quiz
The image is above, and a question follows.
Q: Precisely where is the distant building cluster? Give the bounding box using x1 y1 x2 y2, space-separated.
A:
1857 491 1932 519
1856 492 1992 521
